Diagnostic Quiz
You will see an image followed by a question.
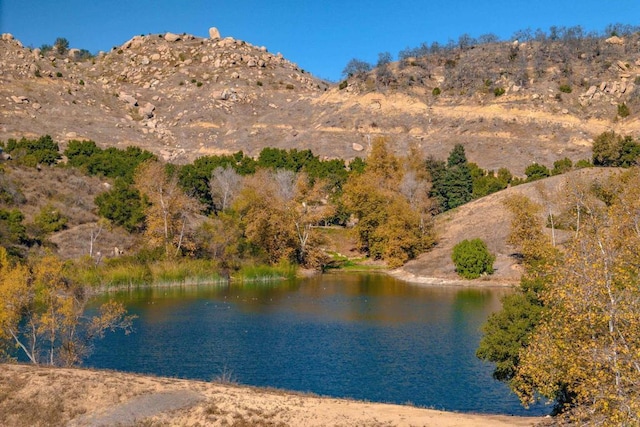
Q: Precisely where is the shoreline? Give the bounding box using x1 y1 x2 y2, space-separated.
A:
387 268 520 287
0 363 546 426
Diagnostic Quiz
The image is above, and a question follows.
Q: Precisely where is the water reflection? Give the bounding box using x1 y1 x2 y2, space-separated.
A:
87 273 547 416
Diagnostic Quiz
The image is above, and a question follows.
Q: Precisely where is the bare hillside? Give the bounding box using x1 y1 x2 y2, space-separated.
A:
394 168 621 285
2 31 640 173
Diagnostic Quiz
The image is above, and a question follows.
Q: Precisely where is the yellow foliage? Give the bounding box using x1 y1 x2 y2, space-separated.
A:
513 169 640 425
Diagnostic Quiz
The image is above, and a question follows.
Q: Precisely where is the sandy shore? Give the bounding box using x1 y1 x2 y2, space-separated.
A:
0 363 545 426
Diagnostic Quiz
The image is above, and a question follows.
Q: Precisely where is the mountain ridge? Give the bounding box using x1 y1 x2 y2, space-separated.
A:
1 30 640 174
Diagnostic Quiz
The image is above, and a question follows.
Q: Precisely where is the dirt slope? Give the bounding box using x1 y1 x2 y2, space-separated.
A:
394 168 620 285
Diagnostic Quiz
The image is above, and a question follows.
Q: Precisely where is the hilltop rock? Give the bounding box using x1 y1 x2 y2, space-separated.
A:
164 32 181 42
209 27 221 40
606 36 625 45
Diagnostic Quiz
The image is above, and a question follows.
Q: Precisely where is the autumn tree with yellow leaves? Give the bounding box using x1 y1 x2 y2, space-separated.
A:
479 170 640 424
511 169 640 425
134 161 202 258
342 138 434 268
0 248 134 366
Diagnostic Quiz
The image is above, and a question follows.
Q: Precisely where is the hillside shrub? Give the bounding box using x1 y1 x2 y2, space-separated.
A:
559 84 572 93
494 87 505 97
618 103 630 118
524 163 551 182
5 135 61 166
432 87 441 96
339 80 348 90
452 238 495 279
34 204 68 234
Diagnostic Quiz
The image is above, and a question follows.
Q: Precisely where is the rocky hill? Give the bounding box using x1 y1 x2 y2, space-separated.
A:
2 30 640 173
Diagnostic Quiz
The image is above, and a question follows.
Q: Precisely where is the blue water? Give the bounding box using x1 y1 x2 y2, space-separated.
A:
85 273 549 416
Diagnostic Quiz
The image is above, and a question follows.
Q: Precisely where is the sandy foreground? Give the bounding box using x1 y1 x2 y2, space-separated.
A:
0 363 545 427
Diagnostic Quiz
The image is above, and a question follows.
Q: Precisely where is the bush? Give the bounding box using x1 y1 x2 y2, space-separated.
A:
452 238 495 279
493 87 505 97
524 163 551 182
338 80 348 90
618 103 630 118
34 204 68 234
559 84 572 93
432 87 441 96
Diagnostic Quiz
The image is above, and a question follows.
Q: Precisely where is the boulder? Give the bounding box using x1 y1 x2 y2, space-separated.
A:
11 95 28 104
68 48 80 60
119 92 138 106
605 36 624 45
140 102 156 119
164 32 181 42
352 143 364 152
1 33 14 41
208 27 221 40
32 48 41 59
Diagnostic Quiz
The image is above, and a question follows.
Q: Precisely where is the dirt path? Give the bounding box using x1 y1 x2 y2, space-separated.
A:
68 390 204 427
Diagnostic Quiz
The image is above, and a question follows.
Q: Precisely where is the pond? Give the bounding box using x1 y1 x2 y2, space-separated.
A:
86 272 548 416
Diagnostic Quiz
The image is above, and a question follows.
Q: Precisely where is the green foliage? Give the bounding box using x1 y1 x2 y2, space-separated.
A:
64 141 155 183
592 131 640 167
493 87 505 97
451 238 495 279
551 157 573 175
432 87 441 96
469 163 509 199
56 71 63 78
476 278 545 381
558 84 572 93
0 209 28 254
338 80 348 90
575 159 593 168
54 37 69 55
428 145 473 211
34 204 68 234
617 102 630 118
5 135 60 167
524 163 550 182
94 179 146 232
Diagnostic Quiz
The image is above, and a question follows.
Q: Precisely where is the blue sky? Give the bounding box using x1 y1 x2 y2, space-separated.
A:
1 1 638 81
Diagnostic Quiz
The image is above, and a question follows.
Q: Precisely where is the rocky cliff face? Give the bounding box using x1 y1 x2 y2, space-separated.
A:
2 30 640 173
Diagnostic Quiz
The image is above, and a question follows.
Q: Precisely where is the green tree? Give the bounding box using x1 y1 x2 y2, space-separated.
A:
524 163 550 182
551 157 573 175
34 204 68 234
94 179 146 232
54 37 69 55
477 195 556 384
451 238 495 279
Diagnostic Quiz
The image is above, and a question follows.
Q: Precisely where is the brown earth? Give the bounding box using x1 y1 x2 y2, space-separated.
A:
0 363 545 427
2 32 640 175
393 167 621 286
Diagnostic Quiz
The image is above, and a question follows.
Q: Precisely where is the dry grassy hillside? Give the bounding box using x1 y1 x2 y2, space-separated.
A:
2 31 640 174
394 167 621 285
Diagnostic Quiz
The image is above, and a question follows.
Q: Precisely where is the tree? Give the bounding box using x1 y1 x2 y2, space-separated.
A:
524 163 550 182
476 195 555 383
94 178 146 232
0 249 134 366
451 238 495 279
210 166 242 212
134 161 201 258
54 37 69 55
342 138 433 267
342 58 372 77
512 169 640 424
